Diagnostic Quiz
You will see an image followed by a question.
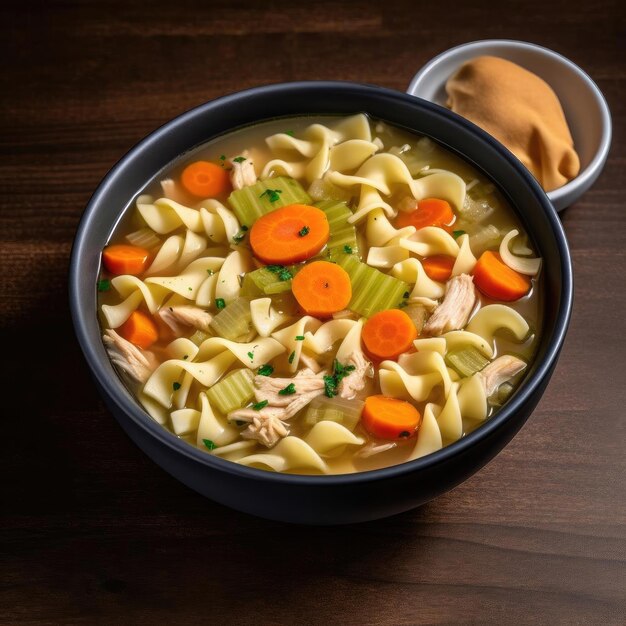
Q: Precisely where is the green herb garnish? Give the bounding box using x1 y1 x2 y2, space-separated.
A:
233 228 247 243
403 291 410 299
453 230 466 239
398 300 408 308
288 350 295 364
278 383 296 396
247 351 254 361
298 226 310 237
285 130 295 136
252 400 268 411
173 382 182 391
206 269 214 276
324 359 356 398
343 245 353 254
295 335 305 341
260 188 283 203
215 298 226 310
202 439 217 450
232 156 247 163
257 364 274 376
266 264 292 281
219 155 226 161
97 279 111 292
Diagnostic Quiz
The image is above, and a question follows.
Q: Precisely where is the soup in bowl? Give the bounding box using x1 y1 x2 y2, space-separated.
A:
70 82 572 523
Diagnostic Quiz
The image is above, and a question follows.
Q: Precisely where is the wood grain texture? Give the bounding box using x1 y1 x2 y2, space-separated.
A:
1 1 625 624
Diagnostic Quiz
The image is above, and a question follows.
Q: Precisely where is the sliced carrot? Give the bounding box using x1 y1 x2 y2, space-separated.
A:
362 309 418 361
362 395 422 440
422 255 455 282
395 197 456 231
180 160 230 198
249 204 330 264
117 311 159 349
291 260 351 317
102 244 150 276
473 250 531 301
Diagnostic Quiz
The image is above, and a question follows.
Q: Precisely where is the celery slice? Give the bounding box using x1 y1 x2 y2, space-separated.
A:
209 297 253 341
206 368 255 415
445 347 490 378
228 176 312 226
314 200 358 260
189 329 210 346
336 254 409 317
241 265 300 297
303 396 364 431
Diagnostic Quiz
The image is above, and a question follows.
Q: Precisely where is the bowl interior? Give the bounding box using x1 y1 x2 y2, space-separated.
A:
70 82 572 483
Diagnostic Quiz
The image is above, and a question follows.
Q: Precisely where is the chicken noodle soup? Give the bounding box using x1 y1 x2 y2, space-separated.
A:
98 114 542 475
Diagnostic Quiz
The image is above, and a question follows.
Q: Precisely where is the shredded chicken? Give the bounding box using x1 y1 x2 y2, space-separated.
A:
231 410 290 448
103 329 158 383
228 368 326 447
357 442 397 458
423 273 477 336
480 355 526 397
229 151 257 190
159 305 213 335
338 350 373 400
253 369 325 407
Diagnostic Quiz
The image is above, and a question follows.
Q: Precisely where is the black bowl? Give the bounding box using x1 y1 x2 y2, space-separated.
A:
69 81 573 524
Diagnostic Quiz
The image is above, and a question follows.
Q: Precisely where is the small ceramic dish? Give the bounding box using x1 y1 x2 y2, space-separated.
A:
407 39 612 211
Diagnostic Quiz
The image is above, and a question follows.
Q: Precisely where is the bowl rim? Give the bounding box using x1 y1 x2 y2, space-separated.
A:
70 80 573 486
406 38 612 206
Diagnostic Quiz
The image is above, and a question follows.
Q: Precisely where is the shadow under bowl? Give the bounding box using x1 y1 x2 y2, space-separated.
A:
69 81 573 524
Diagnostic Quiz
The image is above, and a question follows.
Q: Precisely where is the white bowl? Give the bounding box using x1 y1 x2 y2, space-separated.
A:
407 39 612 211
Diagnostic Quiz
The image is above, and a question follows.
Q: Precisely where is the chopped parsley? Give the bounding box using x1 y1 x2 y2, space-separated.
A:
285 130 295 136
266 264 292 281
343 245 353 254
260 188 283 203
97 279 111 292
288 350 296 364
172 382 182 391
298 226 310 237
233 227 248 243
206 269 214 276
247 351 254 361
232 156 247 163
398 300 408 308
252 400 268 411
278 383 296 396
403 291 410 299
219 155 226 161
257 364 274 376
324 359 356 398
295 335 305 341
453 230 467 239
215 298 226 310
202 439 217 450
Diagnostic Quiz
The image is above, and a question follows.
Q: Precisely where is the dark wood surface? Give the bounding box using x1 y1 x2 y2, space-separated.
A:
2 1 625 624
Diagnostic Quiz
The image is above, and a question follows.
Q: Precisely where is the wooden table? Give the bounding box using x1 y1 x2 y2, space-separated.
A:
2 1 624 623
